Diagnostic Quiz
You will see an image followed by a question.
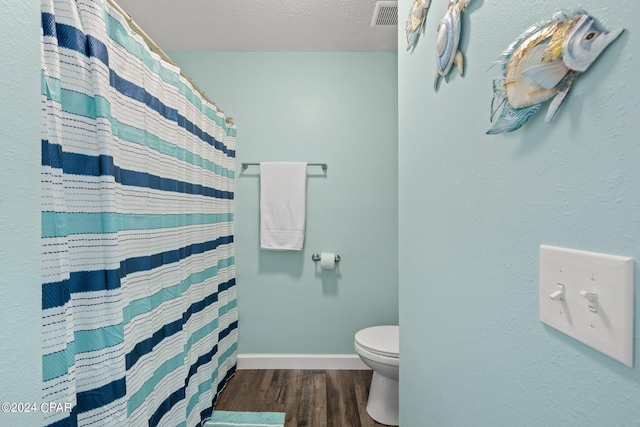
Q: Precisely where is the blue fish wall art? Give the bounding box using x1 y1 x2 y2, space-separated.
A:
434 0 472 91
406 0 431 52
487 10 624 135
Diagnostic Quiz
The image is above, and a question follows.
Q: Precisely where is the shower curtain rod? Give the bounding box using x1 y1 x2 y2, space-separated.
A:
105 0 234 126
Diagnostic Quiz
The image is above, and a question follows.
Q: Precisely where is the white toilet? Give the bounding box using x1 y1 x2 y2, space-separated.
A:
354 325 399 426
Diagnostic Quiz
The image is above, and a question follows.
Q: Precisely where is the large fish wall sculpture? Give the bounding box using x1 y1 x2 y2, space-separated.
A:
434 0 471 91
406 0 431 52
487 10 624 135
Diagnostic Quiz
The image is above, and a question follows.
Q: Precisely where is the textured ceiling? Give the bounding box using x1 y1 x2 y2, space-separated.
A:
114 0 398 51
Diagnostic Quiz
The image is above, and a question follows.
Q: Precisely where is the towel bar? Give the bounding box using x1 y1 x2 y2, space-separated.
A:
241 162 327 172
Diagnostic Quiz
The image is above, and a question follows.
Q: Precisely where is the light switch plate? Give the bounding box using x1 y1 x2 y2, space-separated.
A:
539 245 634 367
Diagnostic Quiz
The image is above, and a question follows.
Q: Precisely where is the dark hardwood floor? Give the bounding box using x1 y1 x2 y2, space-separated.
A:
214 369 386 427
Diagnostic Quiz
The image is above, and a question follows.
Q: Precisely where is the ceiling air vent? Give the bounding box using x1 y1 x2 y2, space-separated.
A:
371 1 398 27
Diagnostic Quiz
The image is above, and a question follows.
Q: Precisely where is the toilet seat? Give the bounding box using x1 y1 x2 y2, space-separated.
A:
354 325 400 425
354 325 399 358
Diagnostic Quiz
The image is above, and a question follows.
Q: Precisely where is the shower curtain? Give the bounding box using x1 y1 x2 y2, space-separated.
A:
41 0 237 425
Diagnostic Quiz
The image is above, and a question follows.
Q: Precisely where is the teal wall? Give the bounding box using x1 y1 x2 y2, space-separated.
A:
170 52 399 354
0 0 43 424
399 0 640 426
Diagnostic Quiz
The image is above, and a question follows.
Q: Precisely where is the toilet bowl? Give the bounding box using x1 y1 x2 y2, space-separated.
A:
354 325 399 426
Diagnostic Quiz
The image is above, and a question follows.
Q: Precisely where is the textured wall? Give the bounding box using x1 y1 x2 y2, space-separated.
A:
170 51 399 354
0 0 42 424
399 0 640 426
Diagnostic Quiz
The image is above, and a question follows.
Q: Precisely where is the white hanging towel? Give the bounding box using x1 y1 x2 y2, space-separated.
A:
260 162 308 250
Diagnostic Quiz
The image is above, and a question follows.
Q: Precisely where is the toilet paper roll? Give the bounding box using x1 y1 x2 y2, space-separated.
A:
320 252 336 270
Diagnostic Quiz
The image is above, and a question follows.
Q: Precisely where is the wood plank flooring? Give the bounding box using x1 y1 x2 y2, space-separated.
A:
214 369 386 427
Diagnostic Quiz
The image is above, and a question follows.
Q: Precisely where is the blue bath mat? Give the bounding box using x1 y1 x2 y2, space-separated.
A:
204 410 286 427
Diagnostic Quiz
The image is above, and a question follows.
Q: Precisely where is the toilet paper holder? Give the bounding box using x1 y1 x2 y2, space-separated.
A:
311 253 341 263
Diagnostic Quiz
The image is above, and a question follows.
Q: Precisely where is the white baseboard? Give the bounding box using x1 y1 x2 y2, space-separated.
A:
237 354 370 370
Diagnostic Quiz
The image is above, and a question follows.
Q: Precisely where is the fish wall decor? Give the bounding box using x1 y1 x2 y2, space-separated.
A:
487 10 624 135
434 0 472 91
406 0 431 52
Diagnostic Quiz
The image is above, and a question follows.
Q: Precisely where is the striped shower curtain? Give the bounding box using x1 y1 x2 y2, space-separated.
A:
40 0 237 425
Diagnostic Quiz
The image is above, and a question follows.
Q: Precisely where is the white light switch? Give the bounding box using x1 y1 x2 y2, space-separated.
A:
539 245 634 367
